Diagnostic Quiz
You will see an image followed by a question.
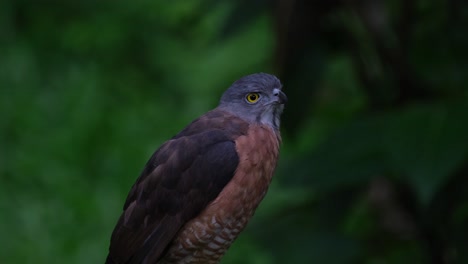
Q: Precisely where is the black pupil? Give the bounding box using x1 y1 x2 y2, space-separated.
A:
249 94 257 101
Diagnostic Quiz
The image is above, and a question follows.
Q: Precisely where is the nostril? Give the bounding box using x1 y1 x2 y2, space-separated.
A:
273 88 281 98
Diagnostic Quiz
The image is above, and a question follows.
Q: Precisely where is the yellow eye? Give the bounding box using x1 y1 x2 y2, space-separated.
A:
245 93 260 104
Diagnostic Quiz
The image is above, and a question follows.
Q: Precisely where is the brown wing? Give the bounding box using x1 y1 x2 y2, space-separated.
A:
106 110 249 264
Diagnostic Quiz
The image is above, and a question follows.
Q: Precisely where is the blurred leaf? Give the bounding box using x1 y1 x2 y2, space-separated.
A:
284 101 468 205
383 102 468 204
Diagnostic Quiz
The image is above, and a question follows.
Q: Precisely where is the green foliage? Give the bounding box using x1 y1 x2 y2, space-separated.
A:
286 101 468 203
1 0 467 264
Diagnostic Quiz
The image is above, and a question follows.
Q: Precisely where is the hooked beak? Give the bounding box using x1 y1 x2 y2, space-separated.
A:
278 90 288 105
273 88 288 105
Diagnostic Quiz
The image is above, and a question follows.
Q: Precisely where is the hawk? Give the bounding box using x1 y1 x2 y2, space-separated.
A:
106 73 287 264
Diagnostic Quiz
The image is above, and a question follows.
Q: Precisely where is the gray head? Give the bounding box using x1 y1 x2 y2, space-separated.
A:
218 73 287 130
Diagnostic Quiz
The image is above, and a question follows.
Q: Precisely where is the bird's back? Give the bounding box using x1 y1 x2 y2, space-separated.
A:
106 110 280 264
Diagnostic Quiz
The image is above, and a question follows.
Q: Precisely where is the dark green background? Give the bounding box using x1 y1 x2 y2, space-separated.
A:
1 1 467 263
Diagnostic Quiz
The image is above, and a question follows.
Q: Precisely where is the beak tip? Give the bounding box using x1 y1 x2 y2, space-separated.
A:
279 91 288 105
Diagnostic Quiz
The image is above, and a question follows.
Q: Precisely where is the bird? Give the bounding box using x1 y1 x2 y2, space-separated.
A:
106 73 287 264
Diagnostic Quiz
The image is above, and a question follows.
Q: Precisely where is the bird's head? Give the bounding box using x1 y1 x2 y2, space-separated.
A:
218 73 287 130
